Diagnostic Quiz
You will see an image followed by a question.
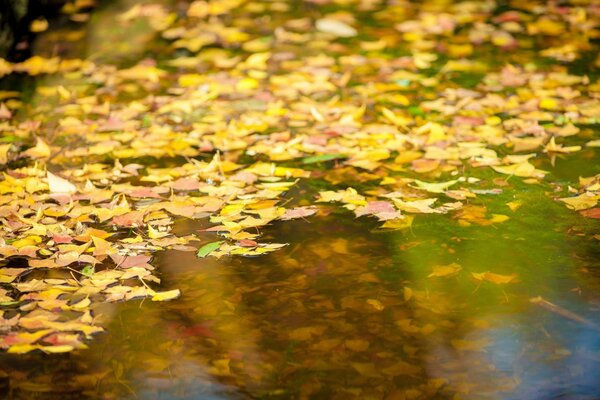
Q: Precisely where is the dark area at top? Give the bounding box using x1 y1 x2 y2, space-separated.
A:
0 0 67 61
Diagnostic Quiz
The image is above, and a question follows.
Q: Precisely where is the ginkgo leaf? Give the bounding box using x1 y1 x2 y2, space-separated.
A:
151 289 181 301
302 154 346 164
47 171 77 194
559 193 598 210
196 241 224 258
316 18 357 37
428 263 462 278
23 138 51 159
471 271 518 284
412 179 458 193
279 206 317 221
380 215 414 230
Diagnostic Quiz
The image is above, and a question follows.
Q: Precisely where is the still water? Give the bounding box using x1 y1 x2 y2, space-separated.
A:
0 0 599 398
1 176 599 399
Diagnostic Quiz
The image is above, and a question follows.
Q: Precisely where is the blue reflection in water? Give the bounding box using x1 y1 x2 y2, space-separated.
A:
487 315 600 400
135 361 249 400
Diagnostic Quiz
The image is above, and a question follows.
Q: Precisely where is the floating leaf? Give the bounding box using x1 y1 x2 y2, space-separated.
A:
301 154 346 164
151 289 181 302
559 193 598 211
196 241 224 258
412 179 458 193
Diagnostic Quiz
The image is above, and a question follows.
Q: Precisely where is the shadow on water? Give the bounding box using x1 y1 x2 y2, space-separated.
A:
1 196 599 399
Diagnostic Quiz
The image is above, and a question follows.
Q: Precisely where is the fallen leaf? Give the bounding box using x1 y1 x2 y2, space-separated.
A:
316 18 357 37
47 172 77 194
428 263 462 278
471 271 518 284
196 241 224 258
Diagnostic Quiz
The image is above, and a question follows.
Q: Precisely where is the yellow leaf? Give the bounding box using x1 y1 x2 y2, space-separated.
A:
316 18 357 37
559 193 598 211
412 179 458 193
382 107 410 126
289 326 325 341
40 345 75 353
380 215 414 230
152 289 181 302
451 338 491 352
351 362 380 377
393 198 438 214
381 361 420 376
245 52 270 69
13 235 42 248
366 299 384 311
544 137 581 153
489 214 509 223
7 344 39 354
428 263 462 278
23 138 51 159
148 224 170 239
0 143 11 164
506 201 522 211
345 339 370 351
471 271 518 284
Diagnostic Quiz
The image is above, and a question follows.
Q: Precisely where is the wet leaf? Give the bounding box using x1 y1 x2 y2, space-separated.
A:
196 241 224 258
471 271 518 284
428 263 462 278
151 289 181 301
301 154 346 164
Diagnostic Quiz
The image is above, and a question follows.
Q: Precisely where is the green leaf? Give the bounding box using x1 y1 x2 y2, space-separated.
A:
301 154 346 164
0 136 20 143
81 265 95 277
0 301 20 308
196 241 223 258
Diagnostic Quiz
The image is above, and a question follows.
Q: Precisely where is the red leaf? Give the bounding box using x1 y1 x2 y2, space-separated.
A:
580 208 600 219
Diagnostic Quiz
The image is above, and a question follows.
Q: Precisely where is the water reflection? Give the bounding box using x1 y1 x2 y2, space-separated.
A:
1 0 599 397
1 202 598 399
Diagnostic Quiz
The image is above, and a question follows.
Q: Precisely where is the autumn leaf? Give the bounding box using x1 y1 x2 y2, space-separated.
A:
196 241 224 258
301 154 346 164
580 208 600 219
316 18 357 37
279 206 318 221
559 193 598 211
428 263 462 278
47 171 77 194
151 289 181 301
471 271 518 284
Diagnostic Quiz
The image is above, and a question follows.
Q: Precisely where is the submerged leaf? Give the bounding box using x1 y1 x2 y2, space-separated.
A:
428 263 462 278
471 271 518 284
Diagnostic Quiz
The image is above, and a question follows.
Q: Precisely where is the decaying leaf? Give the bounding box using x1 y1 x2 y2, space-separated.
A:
428 263 462 278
